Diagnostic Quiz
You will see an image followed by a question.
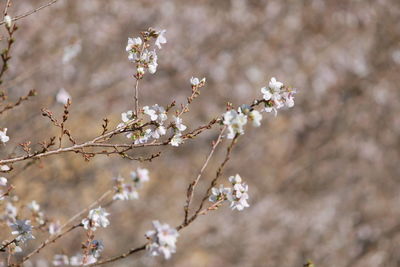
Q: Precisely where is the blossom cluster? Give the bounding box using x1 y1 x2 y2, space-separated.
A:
209 174 250 211
27 200 45 226
117 103 189 147
145 220 179 260
113 167 150 200
223 106 262 139
10 219 35 243
222 77 295 139
82 206 110 231
126 29 166 76
261 77 296 116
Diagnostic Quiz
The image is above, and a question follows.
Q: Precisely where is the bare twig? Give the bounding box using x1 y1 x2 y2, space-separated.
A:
0 89 36 115
0 118 219 166
21 190 113 264
0 0 60 26
178 134 239 230
183 126 226 224
0 238 16 252
134 78 140 117
20 223 81 265
87 245 146 266
3 0 11 17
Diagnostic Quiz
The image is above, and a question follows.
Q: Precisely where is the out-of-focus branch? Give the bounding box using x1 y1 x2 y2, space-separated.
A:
19 223 82 265
0 89 36 115
20 190 114 265
0 18 17 85
0 0 60 26
87 245 147 266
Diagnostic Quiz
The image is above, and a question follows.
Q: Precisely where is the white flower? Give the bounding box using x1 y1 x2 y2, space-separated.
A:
151 126 166 139
261 77 295 115
146 220 179 260
227 174 249 211
27 201 40 212
10 220 35 243
56 88 71 105
82 207 110 231
126 37 142 52
190 77 200 86
190 77 206 87
52 254 69 266
0 177 7 186
147 50 158 74
113 183 139 200
264 106 277 116
49 221 61 235
173 116 187 132
228 174 242 184
209 185 231 203
282 89 296 108
89 240 104 258
248 110 262 127
223 109 248 139
62 42 81 64
0 128 9 143
5 202 17 219
121 110 134 123
269 77 283 91
137 66 145 75
70 254 97 266
155 30 167 49
4 15 12 28
131 168 150 186
143 104 167 123
0 165 10 171
143 106 158 121
133 128 152 144
261 77 283 101
170 133 183 147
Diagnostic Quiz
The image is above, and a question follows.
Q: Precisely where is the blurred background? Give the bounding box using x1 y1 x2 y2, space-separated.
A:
1 0 400 266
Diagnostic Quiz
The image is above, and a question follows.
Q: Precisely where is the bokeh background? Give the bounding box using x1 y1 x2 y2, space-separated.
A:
1 0 400 266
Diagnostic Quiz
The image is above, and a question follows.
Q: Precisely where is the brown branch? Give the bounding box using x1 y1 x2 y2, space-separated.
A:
0 89 36 115
183 126 226 224
0 0 60 26
3 0 11 17
0 118 218 166
20 190 114 264
87 245 146 266
0 237 16 252
19 223 82 265
178 134 239 230
90 134 240 266
0 19 17 84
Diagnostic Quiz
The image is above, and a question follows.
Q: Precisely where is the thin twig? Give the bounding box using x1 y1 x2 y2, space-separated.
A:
134 78 139 117
20 223 81 265
0 237 16 252
20 190 113 265
3 0 11 17
0 89 36 115
183 126 226 224
87 245 146 266
90 134 240 266
178 134 239 230
0 119 218 165
0 0 60 26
